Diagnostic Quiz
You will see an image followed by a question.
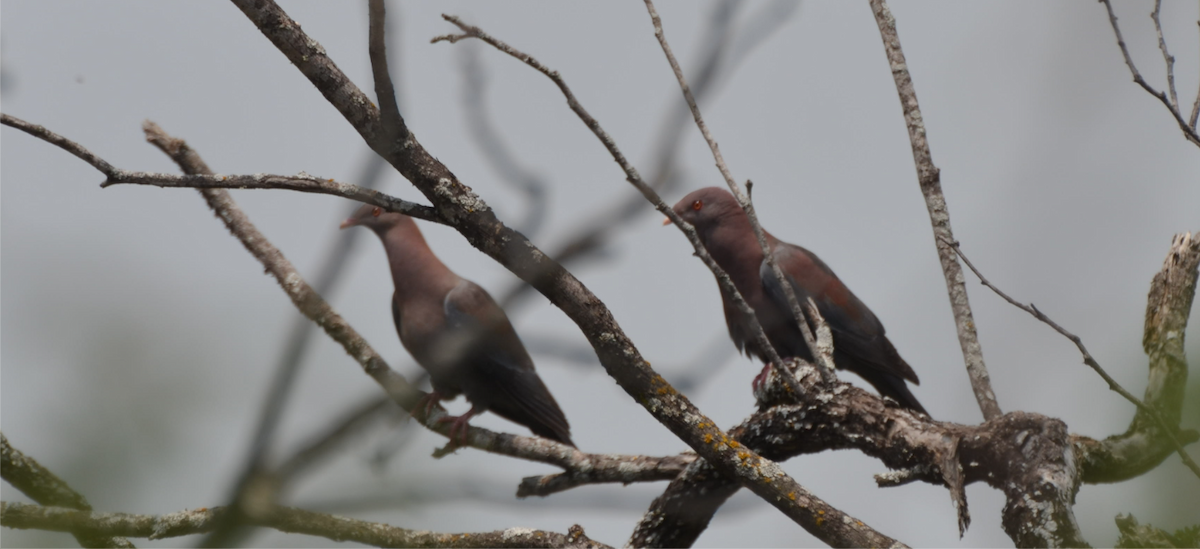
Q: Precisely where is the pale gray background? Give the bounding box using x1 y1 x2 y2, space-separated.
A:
2 1 1198 547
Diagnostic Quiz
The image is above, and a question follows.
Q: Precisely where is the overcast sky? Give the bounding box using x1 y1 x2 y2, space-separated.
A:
2 1 1198 547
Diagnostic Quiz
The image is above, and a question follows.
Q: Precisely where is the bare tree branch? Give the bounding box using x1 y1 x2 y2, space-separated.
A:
1192 19 1200 130
432 12 899 548
0 114 441 224
945 236 1200 480
1101 0 1200 147
869 0 1001 421
100 171 440 222
0 502 610 548
1151 0 1180 111
517 453 696 498
1 433 135 548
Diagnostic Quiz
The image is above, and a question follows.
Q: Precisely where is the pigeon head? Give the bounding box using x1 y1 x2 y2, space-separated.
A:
672 187 746 233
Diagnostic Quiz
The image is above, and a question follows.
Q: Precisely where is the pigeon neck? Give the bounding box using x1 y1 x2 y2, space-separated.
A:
378 222 458 300
707 213 769 281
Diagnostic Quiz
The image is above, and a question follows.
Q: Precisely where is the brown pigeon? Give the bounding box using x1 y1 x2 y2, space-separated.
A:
342 204 575 446
672 187 928 415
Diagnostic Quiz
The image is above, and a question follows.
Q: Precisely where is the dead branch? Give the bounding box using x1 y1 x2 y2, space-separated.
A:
1 434 134 548
0 502 610 548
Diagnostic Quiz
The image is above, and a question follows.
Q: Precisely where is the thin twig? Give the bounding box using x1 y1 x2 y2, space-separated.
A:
433 12 900 549
1192 19 1200 129
0 502 610 548
1150 0 1180 110
748 181 838 383
643 0 834 387
869 0 1002 421
1 433 135 548
944 237 1200 480
99 171 440 222
0 115 440 223
1100 0 1200 147
1 114 117 174
458 42 548 238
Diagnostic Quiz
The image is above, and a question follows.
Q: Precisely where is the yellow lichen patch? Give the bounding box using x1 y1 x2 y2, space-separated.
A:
649 375 678 396
704 434 713 444
787 492 796 501
729 440 741 449
737 451 750 461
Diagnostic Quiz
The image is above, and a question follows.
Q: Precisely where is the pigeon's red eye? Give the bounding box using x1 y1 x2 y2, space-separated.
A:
372 207 382 217
691 200 703 211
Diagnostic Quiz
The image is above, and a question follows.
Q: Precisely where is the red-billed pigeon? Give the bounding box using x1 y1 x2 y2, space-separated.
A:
342 204 575 446
672 187 928 415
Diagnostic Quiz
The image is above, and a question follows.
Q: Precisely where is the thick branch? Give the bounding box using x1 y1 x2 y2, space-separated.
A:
1 434 134 548
0 502 609 548
1076 232 1200 482
632 361 1093 548
869 0 1001 420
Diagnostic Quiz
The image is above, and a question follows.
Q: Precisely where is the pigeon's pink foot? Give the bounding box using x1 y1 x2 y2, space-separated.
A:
437 406 483 447
412 391 445 421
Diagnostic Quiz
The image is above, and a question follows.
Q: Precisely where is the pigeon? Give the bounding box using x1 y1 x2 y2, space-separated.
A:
342 204 575 445
672 187 927 415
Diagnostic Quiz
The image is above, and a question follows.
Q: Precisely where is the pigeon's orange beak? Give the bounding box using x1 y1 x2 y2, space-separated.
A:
662 216 672 226
339 218 359 230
